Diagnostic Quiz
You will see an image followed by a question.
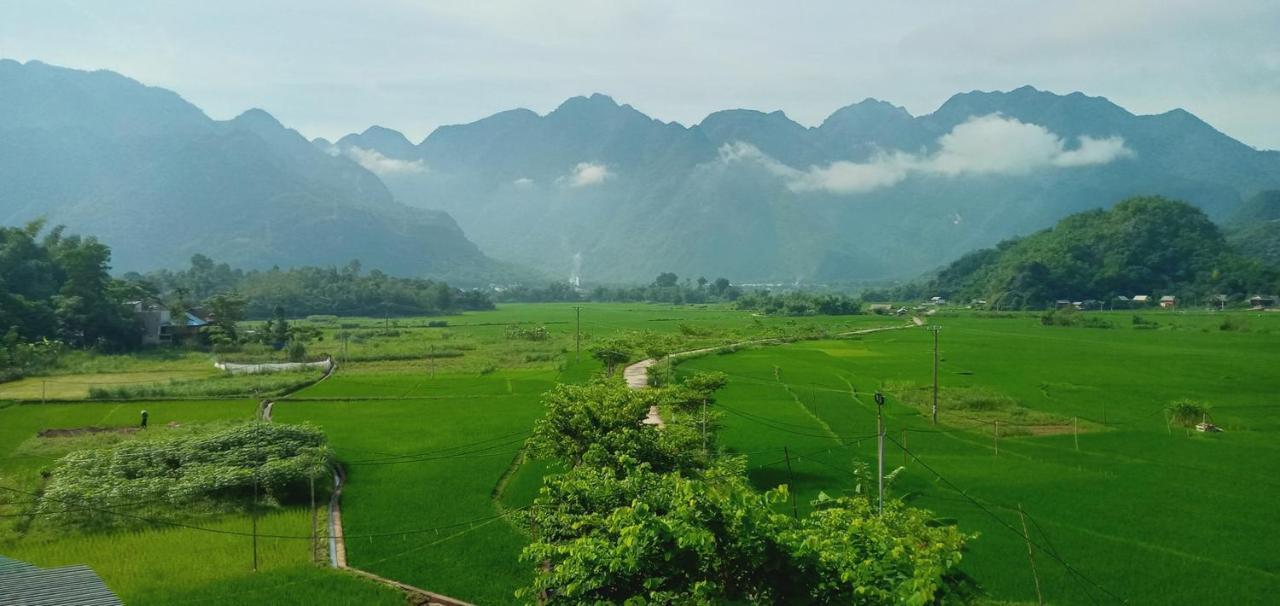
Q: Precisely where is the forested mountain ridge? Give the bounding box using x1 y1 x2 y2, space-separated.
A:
0 59 522 285
885 196 1279 308
1225 190 1280 266
330 87 1280 284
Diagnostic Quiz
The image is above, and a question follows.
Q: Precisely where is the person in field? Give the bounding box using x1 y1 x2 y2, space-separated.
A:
140 409 149 429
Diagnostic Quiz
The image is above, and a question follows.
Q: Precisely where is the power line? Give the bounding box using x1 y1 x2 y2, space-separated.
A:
883 435 1126 605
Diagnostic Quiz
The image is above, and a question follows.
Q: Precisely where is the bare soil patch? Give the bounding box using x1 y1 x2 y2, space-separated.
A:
38 426 139 438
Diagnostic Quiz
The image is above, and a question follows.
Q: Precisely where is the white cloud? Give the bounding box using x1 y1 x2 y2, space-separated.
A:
1053 135 1135 167
560 162 612 187
512 177 535 187
757 114 1135 194
787 152 915 193
342 146 426 176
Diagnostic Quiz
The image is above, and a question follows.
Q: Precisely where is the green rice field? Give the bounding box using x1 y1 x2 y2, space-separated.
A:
2 303 1279 604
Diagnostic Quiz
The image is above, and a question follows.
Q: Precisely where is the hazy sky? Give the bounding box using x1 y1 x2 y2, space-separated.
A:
3 1 1278 149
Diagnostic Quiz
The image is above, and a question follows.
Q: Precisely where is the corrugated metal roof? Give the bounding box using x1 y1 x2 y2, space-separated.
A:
0 555 122 606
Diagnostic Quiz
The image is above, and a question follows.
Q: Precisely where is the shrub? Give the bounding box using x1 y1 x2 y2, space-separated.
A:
1168 400 1210 427
287 341 308 362
1219 317 1250 332
506 325 550 341
427 320 448 328
38 422 331 529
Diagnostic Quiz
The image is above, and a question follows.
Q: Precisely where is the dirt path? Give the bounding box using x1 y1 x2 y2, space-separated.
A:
622 323 913 427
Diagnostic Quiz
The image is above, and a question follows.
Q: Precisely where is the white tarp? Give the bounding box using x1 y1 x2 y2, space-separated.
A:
215 358 334 375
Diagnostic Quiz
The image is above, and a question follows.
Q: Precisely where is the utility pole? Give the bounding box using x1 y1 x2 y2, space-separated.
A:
573 306 582 363
309 467 317 563
701 398 709 455
874 391 886 514
994 421 1000 457
928 326 941 425
902 429 908 466
783 447 799 518
251 465 259 572
1018 504 1044 606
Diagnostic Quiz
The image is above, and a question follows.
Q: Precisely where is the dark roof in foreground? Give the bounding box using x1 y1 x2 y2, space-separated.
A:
0 555 122 605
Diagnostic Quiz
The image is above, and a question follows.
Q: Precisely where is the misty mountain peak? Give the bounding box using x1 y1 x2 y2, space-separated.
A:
336 125 418 159
229 107 284 131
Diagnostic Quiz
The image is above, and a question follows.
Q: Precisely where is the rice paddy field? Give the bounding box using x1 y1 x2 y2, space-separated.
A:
677 310 1280 605
2 303 1279 604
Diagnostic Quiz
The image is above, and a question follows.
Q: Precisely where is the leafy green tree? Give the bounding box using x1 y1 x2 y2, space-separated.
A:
590 337 632 376
527 380 702 474
270 305 290 344
204 294 247 343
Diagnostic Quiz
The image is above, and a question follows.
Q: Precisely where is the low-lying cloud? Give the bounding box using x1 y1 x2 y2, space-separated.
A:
723 114 1135 194
559 162 613 188
342 146 427 176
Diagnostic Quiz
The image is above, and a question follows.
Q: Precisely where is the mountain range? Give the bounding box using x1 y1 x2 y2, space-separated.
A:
0 59 522 285
328 89 1280 284
3 59 1279 286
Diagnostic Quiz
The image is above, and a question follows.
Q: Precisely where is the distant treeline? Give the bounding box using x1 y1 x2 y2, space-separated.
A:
495 273 743 305
134 256 495 319
497 272 862 315
863 197 1280 309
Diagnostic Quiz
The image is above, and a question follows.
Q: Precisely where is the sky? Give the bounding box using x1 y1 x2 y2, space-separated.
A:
3 1 1278 149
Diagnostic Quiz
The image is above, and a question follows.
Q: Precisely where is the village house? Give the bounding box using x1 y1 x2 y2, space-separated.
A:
1250 295 1277 309
1131 294 1151 306
1159 295 1177 309
128 301 209 345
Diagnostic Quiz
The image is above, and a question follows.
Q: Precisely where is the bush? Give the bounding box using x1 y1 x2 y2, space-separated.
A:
1168 400 1210 427
1219 316 1250 332
38 422 330 529
1041 309 1112 329
427 320 448 328
286 341 308 362
506 325 550 341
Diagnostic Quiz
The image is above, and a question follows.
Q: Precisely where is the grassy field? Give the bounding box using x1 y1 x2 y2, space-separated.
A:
0 399 402 604
4 303 1278 604
677 309 1280 605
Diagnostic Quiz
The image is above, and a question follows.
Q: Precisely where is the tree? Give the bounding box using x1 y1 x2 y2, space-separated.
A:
522 466 971 605
590 338 632 377
527 380 700 473
653 272 679 288
204 294 247 344
270 305 290 345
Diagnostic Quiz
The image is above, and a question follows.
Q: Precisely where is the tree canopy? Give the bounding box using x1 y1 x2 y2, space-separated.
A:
896 196 1279 308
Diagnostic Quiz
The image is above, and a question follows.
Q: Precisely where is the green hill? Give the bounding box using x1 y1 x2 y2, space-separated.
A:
911 196 1278 308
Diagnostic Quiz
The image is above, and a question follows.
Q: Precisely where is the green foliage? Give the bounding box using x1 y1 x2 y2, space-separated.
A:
906 196 1280 309
506 325 550 341
590 337 633 376
38 422 330 529
138 254 495 319
523 463 969 605
1167 400 1210 427
1040 308 1113 329
496 274 743 305
527 380 703 474
286 340 308 362
0 222 138 355
736 291 862 316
